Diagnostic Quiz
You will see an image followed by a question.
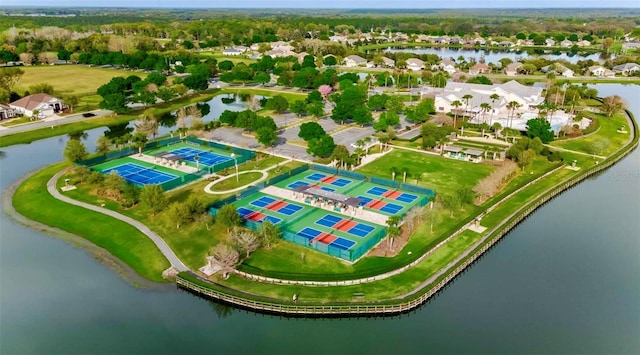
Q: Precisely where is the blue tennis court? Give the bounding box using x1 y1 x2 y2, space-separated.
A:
349 223 375 238
332 178 351 187
397 193 418 203
380 203 403 214
367 186 388 196
170 147 232 167
278 204 303 216
297 227 322 241
316 214 342 228
306 173 326 181
331 237 356 250
102 163 177 185
357 196 373 206
237 207 282 224
250 196 276 208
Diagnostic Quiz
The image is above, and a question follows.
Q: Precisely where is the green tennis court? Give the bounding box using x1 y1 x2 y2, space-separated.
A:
92 156 193 190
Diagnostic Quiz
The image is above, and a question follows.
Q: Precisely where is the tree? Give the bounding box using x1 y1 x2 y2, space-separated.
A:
451 100 462 127
331 85 367 124
266 95 289 113
210 243 240 278
526 117 555 143
231 228 261 258
95 135 111 155
256 127 278 147
323 55 337 66
386 95 404 113
63 139 88 163
140 184 167 216
462 94 473 118
131 132 148 156
385 215 402 251
183 74 208 91
588 138 610 156
517 149 536 171
99 93 129 114
306 101 324 118
352 106 373 126
258 220 281 249
298 121 326 141
290 100 307 117
217 204 242 232
441 193 461 217
254 72 271 85
601 95 625 118
330 144 351 169
62 95 79 113
218 60 234 71
0 67 24 93
307 134 335 158
480 102 491 124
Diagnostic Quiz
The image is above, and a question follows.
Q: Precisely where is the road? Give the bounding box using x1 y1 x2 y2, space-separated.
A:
0 110 113 136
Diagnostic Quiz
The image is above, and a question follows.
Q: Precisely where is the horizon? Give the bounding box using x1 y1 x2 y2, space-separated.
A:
2 0 639 9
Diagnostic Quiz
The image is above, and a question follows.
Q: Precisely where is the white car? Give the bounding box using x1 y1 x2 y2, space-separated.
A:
37 113 46 119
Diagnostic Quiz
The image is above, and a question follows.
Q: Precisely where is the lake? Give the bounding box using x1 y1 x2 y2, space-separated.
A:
382 47 612 65
0 84 638 354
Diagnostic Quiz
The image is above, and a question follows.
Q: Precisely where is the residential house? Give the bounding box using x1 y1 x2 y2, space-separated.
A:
406 58 425 71
612 62 640 76
545 38 556 47
622 42 640 52
560 39 573 47
0 104 17 120
434 59 457 75
434 80 544 118
265 48 296 58
576 40 591 47
379 56 395 68
343 55 367 67
541 63 574 78
9 93 64 118
415 34 430 43
473 37 487 46
469 62 491 75
588 65 615 78
504 62 523 76
269 41 294 51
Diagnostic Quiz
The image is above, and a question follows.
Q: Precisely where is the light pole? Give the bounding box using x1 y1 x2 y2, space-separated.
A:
230 153 238 182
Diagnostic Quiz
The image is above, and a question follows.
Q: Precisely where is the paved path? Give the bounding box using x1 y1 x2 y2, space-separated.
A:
47 169 189 272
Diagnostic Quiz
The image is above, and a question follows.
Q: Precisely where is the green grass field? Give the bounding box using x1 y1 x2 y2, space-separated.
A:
551 112 630 156
16 65 148 98
358 149 495 197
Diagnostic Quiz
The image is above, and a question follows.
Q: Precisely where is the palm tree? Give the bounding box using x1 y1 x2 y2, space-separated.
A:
401 167 409 183
489 93 500 125
480 102 491 124
386 215 402 251
462 94 473 119
451 100 462 128
506 101 521 128
390 166 398 181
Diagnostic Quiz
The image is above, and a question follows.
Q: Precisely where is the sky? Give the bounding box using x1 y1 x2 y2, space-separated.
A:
2 0 639 8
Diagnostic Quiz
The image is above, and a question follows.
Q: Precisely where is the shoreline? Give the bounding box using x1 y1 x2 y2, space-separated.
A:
5 100 638 316
2 167 171 290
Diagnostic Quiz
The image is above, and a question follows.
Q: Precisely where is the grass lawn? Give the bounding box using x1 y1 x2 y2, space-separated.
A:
14 163 170 282
16 65 147 98
551 112 630 156
357 149 495 197
208 172 265 192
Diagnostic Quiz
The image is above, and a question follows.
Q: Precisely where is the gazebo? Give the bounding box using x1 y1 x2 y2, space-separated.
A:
154 152 182 168
292 185 361 213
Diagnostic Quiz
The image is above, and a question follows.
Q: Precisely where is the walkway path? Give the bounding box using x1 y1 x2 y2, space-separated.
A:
0 110 112 136
545 144 605 159
47 169 189 272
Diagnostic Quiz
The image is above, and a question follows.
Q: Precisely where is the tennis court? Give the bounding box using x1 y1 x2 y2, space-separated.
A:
169 147 232 167
367 186 418 203
102 162 178 185
249 196 304 216
297 227 356 251
356 196 404 214
305 172 352 187
314 214 376 238
237 207 282 224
